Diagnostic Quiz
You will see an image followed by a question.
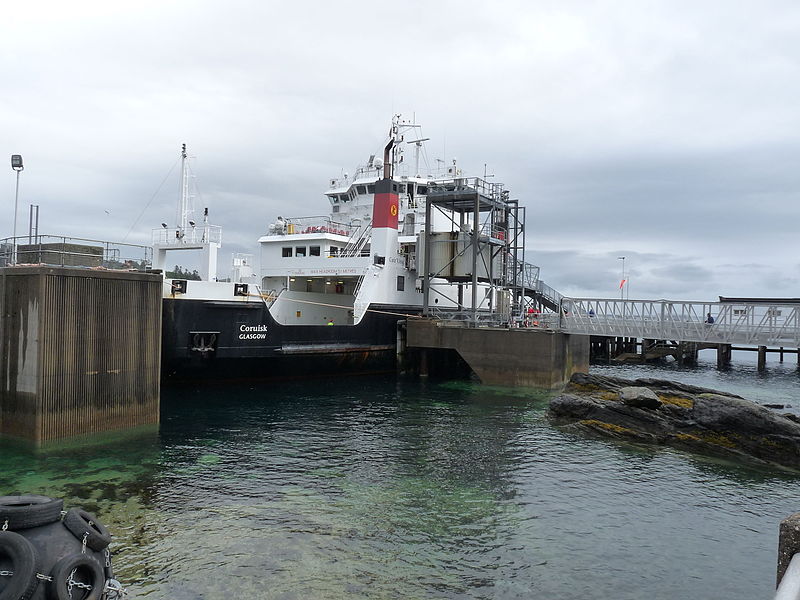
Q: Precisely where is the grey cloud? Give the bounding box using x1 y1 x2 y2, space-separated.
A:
3 0 800 298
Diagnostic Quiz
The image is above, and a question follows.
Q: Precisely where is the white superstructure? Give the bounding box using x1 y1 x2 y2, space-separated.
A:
257 115 473 327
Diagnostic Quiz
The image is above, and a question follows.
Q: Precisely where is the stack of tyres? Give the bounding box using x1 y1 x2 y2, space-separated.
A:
0 495 122 600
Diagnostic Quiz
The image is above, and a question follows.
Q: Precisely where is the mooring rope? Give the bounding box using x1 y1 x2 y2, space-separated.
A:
247 293 423 320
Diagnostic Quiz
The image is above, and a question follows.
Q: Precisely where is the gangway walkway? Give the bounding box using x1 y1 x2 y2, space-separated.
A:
557 298 800 348
506 255 563 312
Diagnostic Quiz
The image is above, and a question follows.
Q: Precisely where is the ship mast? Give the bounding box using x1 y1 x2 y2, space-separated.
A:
152 143 221 281
177 143 191 236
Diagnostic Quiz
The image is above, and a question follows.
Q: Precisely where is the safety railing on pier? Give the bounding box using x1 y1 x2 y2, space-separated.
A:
0 235 152 270
559 298 800 347
427 177 507 202
506 255 539 289
534 280 563 311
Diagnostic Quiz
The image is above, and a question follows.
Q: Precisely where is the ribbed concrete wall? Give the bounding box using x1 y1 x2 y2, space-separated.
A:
0 266 162 445
407 319 589 388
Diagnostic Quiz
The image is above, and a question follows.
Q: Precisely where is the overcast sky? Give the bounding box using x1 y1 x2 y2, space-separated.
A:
3 0 799 301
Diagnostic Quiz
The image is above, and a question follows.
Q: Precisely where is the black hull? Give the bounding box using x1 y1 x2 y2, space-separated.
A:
161 298 416 382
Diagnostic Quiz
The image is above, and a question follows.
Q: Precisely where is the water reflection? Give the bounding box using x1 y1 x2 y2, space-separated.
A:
0 372 797 598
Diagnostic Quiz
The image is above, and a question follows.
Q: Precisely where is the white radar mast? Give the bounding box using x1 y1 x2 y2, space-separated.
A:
152 144 222 281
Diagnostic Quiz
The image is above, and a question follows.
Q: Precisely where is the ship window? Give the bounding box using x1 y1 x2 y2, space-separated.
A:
396 275 405 291
282 247 292 257
399 184 406 193
295 246 307 257
332 205 340 213
329 246 339 256
367 184 375 194
310 246 321 256
418 186 427 195
339 194 348 203
328 195 338 203
392 184 398 192
357 185 366 194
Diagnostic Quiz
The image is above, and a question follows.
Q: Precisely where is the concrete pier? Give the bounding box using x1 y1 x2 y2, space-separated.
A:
0 266 162 446
407 319 589 388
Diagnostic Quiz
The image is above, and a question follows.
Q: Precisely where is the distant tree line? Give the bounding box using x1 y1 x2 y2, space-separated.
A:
165 265 201 280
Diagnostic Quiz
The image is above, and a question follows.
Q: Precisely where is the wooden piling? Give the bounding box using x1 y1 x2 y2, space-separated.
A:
758 345 767 371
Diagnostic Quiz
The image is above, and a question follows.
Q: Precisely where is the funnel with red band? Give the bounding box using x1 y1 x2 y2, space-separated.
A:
372 178 399 229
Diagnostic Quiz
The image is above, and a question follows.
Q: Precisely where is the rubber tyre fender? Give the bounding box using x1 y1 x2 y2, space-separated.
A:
0 531 40 600
47 554 103 600
0 495 63 530
62 509 111 552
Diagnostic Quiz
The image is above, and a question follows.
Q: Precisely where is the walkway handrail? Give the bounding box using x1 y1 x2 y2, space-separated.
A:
559 298 800 347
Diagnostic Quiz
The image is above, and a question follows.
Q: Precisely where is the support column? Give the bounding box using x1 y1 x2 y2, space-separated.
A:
758 346 767 371
716 344 731 369
419 349 429 377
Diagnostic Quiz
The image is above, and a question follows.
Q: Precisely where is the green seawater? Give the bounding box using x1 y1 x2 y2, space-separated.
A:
2 356 799 599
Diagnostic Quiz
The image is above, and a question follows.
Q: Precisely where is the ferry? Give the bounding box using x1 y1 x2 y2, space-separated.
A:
155 116 553 381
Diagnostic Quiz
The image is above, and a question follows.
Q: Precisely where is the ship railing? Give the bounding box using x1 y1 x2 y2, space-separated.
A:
339 222 372 258
152 225 222 247
558 298 800 347
0 235 152 270
428 307 511 327
275 216 351 237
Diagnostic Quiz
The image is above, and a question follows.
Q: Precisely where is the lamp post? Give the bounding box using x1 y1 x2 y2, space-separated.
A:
618 256 626 299
11 155 23 265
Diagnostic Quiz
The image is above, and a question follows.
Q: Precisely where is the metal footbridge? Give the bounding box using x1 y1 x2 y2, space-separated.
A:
554 298 800 348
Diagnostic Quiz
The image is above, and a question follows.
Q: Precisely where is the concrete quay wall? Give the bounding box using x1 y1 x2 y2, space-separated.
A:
0 266 162 446
407 319 589 388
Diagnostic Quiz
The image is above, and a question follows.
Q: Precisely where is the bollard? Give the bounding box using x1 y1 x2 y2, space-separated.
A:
778 513 800 587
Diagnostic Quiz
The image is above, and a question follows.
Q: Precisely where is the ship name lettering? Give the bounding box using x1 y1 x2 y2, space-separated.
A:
239 325 269 332
238 324 268 340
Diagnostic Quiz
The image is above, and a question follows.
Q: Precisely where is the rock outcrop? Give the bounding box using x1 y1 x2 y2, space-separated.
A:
548 373 800 469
